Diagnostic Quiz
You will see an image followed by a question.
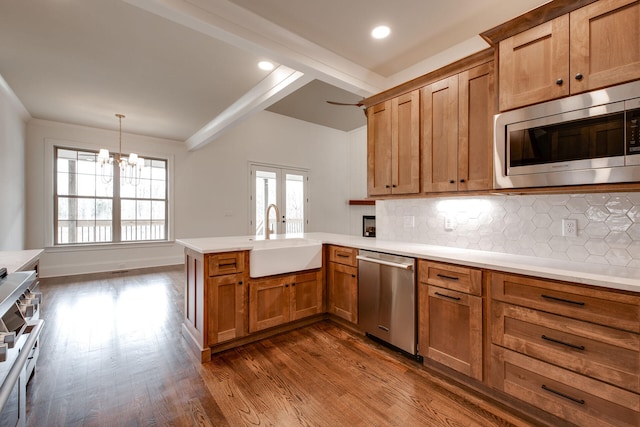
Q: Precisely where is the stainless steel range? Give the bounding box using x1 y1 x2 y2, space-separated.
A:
0 271 44 427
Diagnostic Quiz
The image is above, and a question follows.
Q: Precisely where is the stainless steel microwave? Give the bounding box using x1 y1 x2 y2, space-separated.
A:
494 81 640 189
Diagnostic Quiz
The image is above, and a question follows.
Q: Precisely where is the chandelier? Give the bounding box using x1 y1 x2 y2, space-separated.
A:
97 114 145 185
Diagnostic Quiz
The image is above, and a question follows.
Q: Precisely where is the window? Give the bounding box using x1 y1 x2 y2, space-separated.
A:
54 146 168 245
250 164 308 236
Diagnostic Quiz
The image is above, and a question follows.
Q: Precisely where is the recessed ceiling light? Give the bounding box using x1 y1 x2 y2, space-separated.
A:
371 25 391 39
258 61 274 71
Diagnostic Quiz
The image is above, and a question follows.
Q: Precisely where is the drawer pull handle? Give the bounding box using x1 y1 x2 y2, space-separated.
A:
541 385 585 405
337 254 350 258
541 294 585 306
541 335 585 351
436 274 459 281
219 262 237 268
434 292 461 301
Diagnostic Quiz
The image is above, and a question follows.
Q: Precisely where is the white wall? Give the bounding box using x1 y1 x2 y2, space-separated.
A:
26 111 362 277
0 80 29 250
346 126 375 236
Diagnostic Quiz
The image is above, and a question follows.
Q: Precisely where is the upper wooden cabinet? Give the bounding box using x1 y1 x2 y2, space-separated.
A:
367 90 420 196
422 62 495 192
499 0 640 111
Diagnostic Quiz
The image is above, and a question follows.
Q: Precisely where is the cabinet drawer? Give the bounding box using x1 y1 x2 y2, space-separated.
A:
329 245 358 267
491 272 640 333
208 252 245 276
492 301 640 393
490 346 639 427
418 260 482 296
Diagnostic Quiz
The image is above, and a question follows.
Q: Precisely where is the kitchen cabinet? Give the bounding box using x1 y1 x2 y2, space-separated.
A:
418 261 483 381
421 62 494 193
367 90 420 196
249 270 323 333
327 245 358 323
499 0 640 111
489 272 640 427
207 252 246 346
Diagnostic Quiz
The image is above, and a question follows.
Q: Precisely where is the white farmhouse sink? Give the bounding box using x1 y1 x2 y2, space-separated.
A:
249 238 322 278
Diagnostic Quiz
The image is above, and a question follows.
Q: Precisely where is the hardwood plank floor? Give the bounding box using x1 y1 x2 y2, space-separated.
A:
26 266 541 427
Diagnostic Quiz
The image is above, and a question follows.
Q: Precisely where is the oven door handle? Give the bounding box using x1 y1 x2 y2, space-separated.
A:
356 255 414 271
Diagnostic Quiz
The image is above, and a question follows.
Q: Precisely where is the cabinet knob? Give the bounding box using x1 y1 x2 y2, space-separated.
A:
449 180 455 184
238 281 243 285
285 284 289 287
555 78 563 85
351 274 356 278
392 184 397 188
460 179 465 183
385 185 390 188
292 282 296 287
575 73 583 81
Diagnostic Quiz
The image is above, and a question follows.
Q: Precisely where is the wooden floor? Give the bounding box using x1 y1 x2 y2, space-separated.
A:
26 266 541 427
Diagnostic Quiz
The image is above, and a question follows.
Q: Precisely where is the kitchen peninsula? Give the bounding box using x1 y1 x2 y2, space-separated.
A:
177 232 640 427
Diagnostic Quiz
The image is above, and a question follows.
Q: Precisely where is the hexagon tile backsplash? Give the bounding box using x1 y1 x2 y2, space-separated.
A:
376 192 640 269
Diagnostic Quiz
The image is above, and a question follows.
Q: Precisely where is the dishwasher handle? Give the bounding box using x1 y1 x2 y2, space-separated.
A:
356 255 414 271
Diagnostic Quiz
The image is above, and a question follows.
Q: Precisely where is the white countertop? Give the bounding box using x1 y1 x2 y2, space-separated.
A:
0 249 43 274
177 233 640 293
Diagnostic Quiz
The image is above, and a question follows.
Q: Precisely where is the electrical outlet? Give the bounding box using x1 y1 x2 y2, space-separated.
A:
403 216 415 229
444 215 455 231
562 218 577 237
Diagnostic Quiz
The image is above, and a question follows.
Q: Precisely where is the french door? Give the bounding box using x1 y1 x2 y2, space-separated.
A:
250 163 308 237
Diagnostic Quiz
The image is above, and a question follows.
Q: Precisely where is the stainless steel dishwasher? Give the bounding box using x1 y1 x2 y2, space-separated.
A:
357 249 417 357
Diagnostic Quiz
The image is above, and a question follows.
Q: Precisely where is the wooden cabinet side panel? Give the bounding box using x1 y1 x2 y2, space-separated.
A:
458 61 495 191
498 16 570 111
392 90 420 194
421 76 459 192
570 0 640 93
367 101 393 196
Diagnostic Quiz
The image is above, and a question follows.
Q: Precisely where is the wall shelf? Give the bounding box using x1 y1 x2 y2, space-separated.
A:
348 200 375 206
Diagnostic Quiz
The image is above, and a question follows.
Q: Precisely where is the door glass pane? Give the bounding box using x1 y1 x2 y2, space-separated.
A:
255 170 277 236
285 173 304 234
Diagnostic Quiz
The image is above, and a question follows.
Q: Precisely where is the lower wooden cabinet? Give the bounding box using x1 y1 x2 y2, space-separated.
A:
491 345 639 427
207 273 245 345
418 260 483 381
249 270 323 333
327 262 358 323
419 283 483 381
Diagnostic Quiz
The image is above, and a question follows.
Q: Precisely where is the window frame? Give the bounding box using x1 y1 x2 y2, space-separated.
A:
45 138 174 248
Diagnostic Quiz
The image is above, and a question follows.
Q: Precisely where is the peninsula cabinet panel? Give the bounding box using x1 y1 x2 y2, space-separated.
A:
249 276 290 333
499 15 570 111
367 90 420 196
328 262 358 323
249 270 323 333
207 273 245 345
290 270 323 321
570 0 640 94
491 346 640 427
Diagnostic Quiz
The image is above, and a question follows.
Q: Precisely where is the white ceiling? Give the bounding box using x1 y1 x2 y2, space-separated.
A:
0 0 550 148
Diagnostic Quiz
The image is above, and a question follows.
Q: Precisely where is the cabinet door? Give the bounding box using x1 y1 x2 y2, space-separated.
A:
499 15 570 111
367 100 392 195
419 284 483 381
570 0 640 94
458 62 494 191
391 90 420 194
421 75 459 192
208 273 245 345
328 262 358 323
249 276 290 333
290 271 323 320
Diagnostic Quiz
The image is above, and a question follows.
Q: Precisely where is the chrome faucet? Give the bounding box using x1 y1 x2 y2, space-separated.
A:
265 204 280 240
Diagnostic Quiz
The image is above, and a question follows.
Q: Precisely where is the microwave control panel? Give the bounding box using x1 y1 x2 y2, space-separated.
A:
627 103 640 154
